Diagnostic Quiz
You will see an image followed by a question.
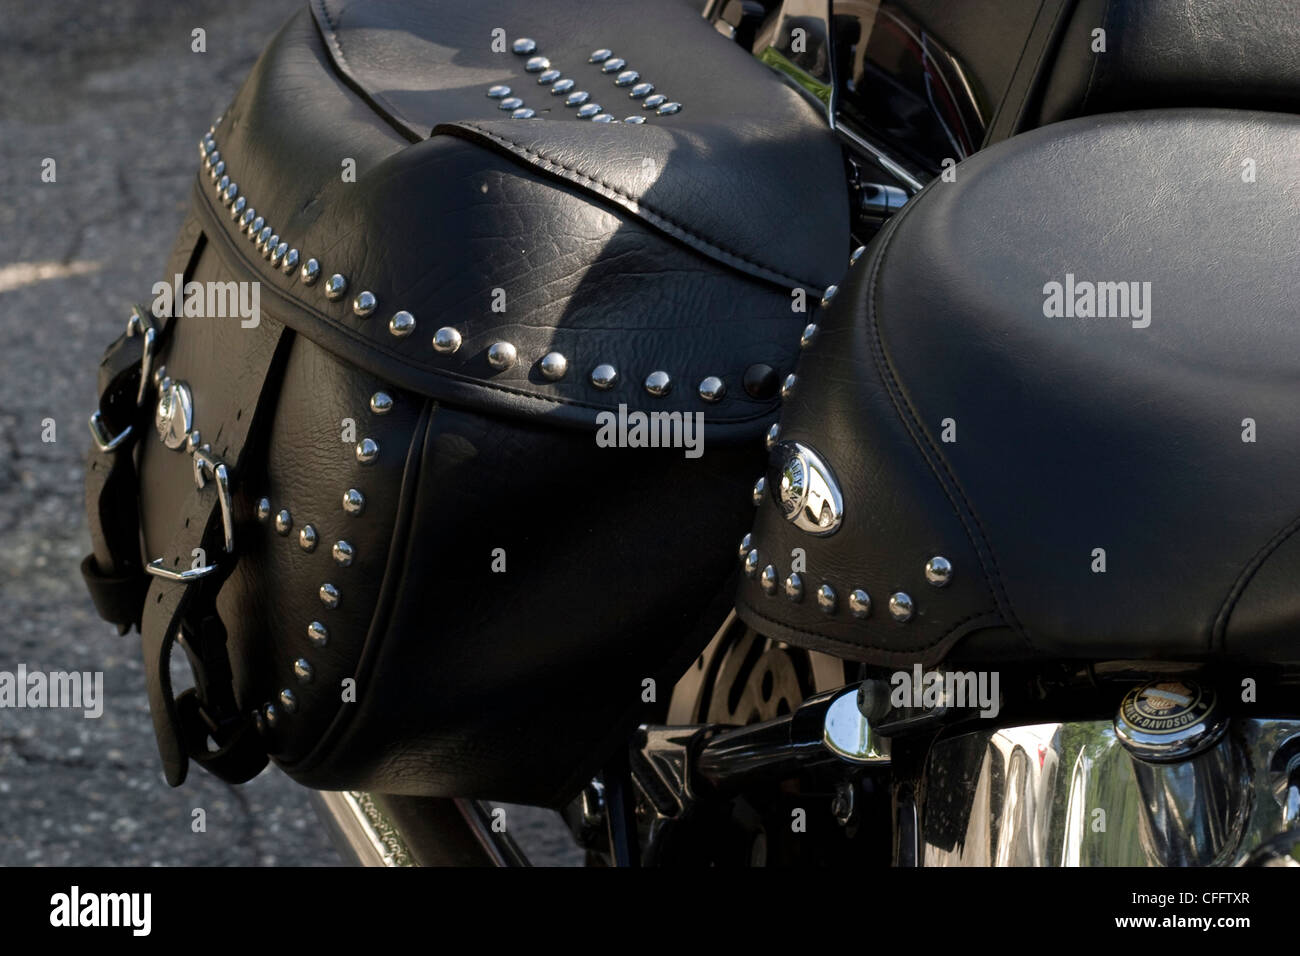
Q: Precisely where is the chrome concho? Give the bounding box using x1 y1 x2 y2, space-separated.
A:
769 441 843 535
155 379 194 450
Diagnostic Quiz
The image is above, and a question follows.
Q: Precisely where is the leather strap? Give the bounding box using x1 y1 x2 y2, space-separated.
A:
982 0 1077 147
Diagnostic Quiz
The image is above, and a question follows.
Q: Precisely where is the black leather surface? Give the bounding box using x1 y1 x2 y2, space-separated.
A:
200 1 849 435
737 110 1300 667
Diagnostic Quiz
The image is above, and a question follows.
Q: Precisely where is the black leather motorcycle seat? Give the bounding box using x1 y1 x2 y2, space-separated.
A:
737 109 1300 667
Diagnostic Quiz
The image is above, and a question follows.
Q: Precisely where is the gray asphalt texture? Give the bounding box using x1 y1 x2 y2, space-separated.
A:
0 0 578 866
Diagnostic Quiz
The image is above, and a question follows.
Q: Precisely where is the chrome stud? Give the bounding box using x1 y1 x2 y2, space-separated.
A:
271 242 288 266
590 364 618 390
487 341 517 370
539 352 568 381
614 70 639 87
433 326 462 354
643 94 667 109
644 370 671 397
591 114 616 123
212 161 226 180
566 90 591 107
577 103 603 118
279 688 299 713
356 438 379 464
552 78 575 94
752 476 766 505
255 497 271 522
319 583 340 609
370 391 393 415
499 97 524 110
293 659 314 684
781 374 797 399
537 69 562 84
307 621 329 647
222 182 238 204
229 196 246 219
743 549 760 579
332 541 354 567
698 376 726 403
738 533 752 559
389 312 416 340
630 82 655 98
248 215 264 238
656 102 682 115
512 38 537 55
240 208 256 230
601 58 627 73
217 174 230 193
263 703 280 727
263 234 279 259
256 226 272 249
850 245 867 266
624 116 646 124
801 324 818 349
889 592 914 622
511 107 536 119
353 290 377 317
760 565 778 595
282 248 300 274
765 423 780 450
785 573 804 602
274 509 292 535
524 56 550 72
342 488 365 515
300 258 320 285
820 284 839 308
325 274 348 301
849 589 871 619
299 524 318 552
487 85 512 98
589 49 611 63
817 584 837 614
925 556 953 587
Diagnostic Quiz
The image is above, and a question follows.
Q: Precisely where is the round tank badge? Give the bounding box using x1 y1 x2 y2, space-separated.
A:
1115 679 1227 762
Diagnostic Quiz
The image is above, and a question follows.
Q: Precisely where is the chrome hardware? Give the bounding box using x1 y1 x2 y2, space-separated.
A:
819 285 838 309
332 541 354 567
353 291 377 317
591 114 615 123
88 410 131 453
307 621 329 647
642 94 667 109
274 509 292 536
325 274 348 301
192 446 235 553
800 323 818 348
1114 679 1228 762
319 583 340 609
614 70 639 87
784 572 803 602
823 689 889 764
524 56 550 73
499 97 523 110
511 108 536 119
125 305 158 406
644 370 671 397
369 391 393 414
539 351 568 381
145 559 218 582
816 584 837 613
780 373 796 398
764 423 780 450
356 438 379 464
577 103 602 118
925 556 952 587
624 116 646 124
601 58 626 74
255 497 272 522
512 38 537 55
154 379 193 450
342 488 365 515
656 102 681 116
589 49 611 63
859 182 909 226
279 688 299 713
551 78 575 94
760 565 778 594
263 703 280 727
698 376 726 402
487 85 511 98
743 549 760 578
299 525 318 552
565 91 590 107
389 311 415 336
849 589 871 618
537 69 561 84
282 249 300 274
769 441 844 535
751 476 766 505
487 341 517 370
590 364 618 390
433 326 462 354
293 659 314 683
738 533 752 559
630 82 654 98
300 258 320 285
888 592 914 622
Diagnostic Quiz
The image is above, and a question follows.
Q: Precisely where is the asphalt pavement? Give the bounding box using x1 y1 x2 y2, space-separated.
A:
0 0 578 867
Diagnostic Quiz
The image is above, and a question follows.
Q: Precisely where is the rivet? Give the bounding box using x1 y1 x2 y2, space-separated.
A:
353 290 377 316
256 227 273 253
850 245 867 266
760 565 778 594
512 38 537 55
433 326 462 354
263 703 280 726
300 258 320 285
577 103 603 118
785 572 804 602
307 621 329 647
566 91 591 107
356 438 379 464
274 509 292 535
820 284 839 309
539 351 568 381
698 376 726 403
217 174 230 193
271 242 288 266
644 370 671 396
537 69 562 84
551 78 576 94
255 497 271 522
299 524 318 552
624 116 647 124
240 208 256 230
591 114 616 123
293 659 314 684
499 97 524 110
630 82 655 98
248 215 264 238
817 584 838 614
643 94 668 109
279 688 299 713
752 476 766 506
342 488 365 515
589 49 612 63
743 549 760 579
282 249 300 274
591 364 618 390
325 274 348 301
765 423 780 450
601 58 627 73
511 107 536 119
889 592 914 622
850 589 872 619
487 341 517 370
801 323 818 348
263 234 278 259
332 541 354 567
614 70 640 87
524 56 551 72
487 85 512 98
781 373 797 399
925 556 953 587
389 310 415 336
656 102 682 115
222 182 238 204
211 160 226 180
319 583 340 609
230 196 247 219
738 533 752 559
370 391 393 414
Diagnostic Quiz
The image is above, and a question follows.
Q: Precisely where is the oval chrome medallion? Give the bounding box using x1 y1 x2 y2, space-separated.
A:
155 379 194 450
769 440 843 535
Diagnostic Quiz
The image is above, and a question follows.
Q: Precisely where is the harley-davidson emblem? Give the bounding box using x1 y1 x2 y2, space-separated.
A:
1119 680 1211 735
155 379 193 450
769 441 843 536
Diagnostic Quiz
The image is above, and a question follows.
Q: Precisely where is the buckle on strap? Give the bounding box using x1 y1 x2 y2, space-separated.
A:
86 305 161 454
87 410 132 453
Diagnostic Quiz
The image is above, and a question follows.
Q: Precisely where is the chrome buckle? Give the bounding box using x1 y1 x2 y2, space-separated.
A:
146 559 219 582
88 410 132 453
192 447 235 554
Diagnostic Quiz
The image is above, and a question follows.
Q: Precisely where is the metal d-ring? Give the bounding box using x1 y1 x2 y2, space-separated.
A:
146 558 219 582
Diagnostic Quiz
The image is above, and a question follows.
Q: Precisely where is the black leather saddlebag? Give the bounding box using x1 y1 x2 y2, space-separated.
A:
80 0 849 803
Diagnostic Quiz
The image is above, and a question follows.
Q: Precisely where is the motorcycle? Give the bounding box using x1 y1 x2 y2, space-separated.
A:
81 0 1300 867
